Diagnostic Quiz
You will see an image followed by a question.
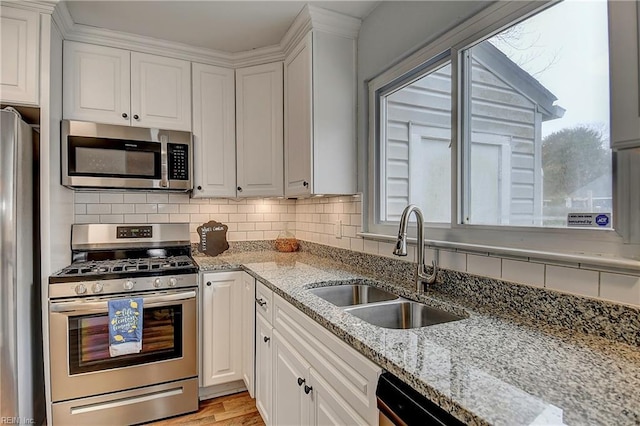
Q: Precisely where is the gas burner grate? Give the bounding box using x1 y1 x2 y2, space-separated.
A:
58 256 196 277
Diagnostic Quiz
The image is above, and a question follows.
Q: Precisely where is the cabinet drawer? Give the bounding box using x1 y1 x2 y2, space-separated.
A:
255 280 273 324
273 294 381 425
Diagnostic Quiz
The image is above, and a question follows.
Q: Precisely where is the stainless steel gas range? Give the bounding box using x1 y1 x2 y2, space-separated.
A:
47 223 199 425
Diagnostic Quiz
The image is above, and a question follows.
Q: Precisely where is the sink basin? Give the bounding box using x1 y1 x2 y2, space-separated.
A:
309 284 399 306
345 301 464 329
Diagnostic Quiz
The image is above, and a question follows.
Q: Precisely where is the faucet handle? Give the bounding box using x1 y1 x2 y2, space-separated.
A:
425 260 438 285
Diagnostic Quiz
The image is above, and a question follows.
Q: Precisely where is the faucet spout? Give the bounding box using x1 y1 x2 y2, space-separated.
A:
392 205 438 291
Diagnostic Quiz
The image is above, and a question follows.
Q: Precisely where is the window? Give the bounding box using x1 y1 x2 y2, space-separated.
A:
378 60 452 224
367 0 635 259
461 0 611 228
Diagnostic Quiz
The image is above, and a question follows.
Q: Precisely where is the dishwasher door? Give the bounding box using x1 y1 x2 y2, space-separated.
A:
376 372 465 426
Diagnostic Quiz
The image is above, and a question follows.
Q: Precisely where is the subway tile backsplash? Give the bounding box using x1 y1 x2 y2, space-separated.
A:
74 192 296 243
74 192 640 307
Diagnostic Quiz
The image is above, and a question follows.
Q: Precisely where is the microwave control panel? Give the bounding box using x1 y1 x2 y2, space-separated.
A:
168 143 189 180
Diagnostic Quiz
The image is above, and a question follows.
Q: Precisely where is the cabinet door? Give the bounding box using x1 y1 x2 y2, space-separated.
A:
255 313 273 425
235 62 284 197
309 369 368 426
192 63 236 197
201 272 243 387
0 6 39 105
272 330 311 426
63 41 130 125
131 52 191 131
609 1 640 150
284 34 313 197
241 273 256 398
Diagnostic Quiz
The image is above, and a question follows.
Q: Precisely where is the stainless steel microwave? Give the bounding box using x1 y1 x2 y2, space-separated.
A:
61 120 192 191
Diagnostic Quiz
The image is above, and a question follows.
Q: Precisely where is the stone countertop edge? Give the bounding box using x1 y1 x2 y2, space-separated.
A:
193 249 640 426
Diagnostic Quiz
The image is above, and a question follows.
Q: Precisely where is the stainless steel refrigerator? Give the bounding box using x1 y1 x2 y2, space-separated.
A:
0 107 44 423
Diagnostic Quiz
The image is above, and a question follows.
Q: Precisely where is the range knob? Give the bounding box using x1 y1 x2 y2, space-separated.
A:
168 277 177 287
75 283 87 295
154 278 163 288
124 280 135 290
92 282 104 293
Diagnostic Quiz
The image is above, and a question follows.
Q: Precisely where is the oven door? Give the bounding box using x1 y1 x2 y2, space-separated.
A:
49 290 197 402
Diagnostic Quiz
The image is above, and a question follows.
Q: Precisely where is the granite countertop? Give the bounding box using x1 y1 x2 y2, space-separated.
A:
194 250 640 426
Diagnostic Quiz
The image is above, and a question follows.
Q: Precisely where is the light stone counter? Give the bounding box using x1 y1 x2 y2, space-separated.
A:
194 249 640 426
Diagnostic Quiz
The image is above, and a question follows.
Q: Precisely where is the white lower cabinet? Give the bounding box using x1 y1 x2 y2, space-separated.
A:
309 368 368 426
201 271 243 387
255 310 273 424
254 283 381 426
272 330 311 426
242 273 256 397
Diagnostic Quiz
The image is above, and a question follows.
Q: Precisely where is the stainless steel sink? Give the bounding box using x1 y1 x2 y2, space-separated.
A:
344 301 464 329
309 284 399 306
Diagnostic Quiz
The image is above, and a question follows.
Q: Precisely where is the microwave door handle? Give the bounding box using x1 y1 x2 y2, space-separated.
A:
160 134 169 188
49 290 197 314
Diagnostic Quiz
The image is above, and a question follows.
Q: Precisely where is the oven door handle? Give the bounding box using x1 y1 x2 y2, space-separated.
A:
50 291 197 314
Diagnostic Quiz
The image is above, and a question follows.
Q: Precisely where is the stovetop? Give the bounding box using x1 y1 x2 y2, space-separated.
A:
55 255 196 277
48 223 199 297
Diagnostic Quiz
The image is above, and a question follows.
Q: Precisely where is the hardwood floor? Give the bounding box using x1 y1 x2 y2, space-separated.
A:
146 391 265 425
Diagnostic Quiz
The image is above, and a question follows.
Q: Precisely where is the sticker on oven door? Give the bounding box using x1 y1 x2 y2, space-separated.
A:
567 213 611 228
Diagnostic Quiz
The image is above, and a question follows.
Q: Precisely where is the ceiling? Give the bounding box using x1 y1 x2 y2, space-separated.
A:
63 1 381 53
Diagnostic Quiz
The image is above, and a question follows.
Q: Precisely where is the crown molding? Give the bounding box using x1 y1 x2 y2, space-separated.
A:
307 5 361 39
51 0 73 36
232 45 285 69
281 4 314 57
2 0 57 14
281 4 361 57
50 1 360 69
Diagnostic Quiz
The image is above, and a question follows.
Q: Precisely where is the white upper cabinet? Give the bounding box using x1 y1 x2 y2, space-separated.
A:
284 34 313 197
609 1 640 150
63 41 130 126
235 62 284 198
284 30 358 197
0 6 39 105
130 52 191 131
63 41 191 131
192 63 236 198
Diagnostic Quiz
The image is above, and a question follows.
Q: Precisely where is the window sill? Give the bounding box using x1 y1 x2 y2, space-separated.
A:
358 232 640 273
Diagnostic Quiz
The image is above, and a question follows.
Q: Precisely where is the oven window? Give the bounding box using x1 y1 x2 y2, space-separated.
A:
68 305 183 374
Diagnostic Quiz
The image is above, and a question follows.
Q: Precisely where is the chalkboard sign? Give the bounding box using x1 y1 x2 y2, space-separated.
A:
197 220 229 256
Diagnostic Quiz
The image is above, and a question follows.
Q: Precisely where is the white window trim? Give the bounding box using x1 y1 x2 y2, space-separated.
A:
365 0 640 265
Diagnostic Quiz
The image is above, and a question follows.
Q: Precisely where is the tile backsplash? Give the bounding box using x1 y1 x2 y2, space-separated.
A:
74 192 296 243
74 192 640 307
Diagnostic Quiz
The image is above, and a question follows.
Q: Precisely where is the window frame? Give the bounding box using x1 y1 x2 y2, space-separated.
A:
365 0 640 264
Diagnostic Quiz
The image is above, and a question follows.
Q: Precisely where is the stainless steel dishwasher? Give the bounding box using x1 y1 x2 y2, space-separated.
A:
377 372 465 426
